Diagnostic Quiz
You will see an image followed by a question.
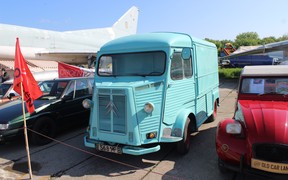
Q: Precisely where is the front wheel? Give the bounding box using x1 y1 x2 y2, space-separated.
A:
176 117 191 154
31 117 56 145
218 158 229 174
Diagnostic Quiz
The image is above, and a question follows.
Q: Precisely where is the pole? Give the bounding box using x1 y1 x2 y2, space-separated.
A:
20 82 33 179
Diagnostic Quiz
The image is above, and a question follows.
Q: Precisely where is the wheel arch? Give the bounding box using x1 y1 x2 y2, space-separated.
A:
29 112 58 129
173 109 197 137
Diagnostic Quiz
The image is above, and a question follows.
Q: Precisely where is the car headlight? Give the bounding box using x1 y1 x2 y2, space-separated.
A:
144 102 154 114
226 121 242 134
0 124 9 130
82 99 93 109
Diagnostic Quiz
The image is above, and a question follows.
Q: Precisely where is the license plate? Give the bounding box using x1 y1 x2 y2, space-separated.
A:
251 158 288 174
96 144 122 154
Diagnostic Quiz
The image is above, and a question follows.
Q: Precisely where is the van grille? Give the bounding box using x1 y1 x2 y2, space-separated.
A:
98 89 126 134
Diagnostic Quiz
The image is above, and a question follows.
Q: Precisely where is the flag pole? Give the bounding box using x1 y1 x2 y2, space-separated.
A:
20 82 33 179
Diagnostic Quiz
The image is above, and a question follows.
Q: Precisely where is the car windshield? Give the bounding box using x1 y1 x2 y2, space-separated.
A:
240 77 288 95
38 80 69 100
98 51 166 76
0 83 12 97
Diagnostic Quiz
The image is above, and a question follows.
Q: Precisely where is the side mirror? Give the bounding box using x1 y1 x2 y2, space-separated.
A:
62 95 73 101
181 48 191 60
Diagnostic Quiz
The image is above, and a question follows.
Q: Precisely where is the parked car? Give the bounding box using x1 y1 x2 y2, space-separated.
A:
0 80 16 104
0 77 94 145
0 70 58 105
216 65 288 178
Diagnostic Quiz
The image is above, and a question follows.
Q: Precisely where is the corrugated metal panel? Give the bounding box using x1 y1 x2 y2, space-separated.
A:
27 60 58 69
0 59 58 72
0 60 44 72
0 60 14 69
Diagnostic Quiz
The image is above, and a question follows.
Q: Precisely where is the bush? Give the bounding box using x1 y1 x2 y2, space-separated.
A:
218 68 242 79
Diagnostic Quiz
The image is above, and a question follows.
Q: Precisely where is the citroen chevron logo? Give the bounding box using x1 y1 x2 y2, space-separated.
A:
105 101 119 117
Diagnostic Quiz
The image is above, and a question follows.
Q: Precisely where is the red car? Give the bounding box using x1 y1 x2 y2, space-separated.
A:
216 65 288 178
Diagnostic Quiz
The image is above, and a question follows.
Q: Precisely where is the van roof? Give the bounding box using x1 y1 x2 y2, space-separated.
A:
241 65 288 77
100 32 215 53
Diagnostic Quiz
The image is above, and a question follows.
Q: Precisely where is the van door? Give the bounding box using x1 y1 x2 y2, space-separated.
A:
163 48 196 125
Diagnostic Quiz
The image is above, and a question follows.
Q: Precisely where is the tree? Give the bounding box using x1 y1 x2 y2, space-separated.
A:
260 36 277 44
204 32 287 57
234 32 260 48
278 34 288 41
205 38 234 56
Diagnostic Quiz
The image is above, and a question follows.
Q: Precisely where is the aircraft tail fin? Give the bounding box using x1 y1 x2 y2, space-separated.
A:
112 6 139 37
63 6 139 40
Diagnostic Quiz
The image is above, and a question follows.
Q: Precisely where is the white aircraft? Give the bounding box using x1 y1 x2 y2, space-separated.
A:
0 6 139 67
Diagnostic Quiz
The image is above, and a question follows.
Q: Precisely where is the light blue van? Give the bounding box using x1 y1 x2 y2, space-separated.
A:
83 32 219 155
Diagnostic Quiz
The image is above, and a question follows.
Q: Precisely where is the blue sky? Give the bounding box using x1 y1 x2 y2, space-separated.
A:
1 0 287 40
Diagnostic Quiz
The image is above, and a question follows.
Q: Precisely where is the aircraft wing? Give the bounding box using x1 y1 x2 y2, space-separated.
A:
36 49 97 65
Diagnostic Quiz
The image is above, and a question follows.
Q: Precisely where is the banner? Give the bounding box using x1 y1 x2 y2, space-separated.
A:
58 62 94 78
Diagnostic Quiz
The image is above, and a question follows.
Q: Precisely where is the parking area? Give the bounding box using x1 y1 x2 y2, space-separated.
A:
0 78 265 180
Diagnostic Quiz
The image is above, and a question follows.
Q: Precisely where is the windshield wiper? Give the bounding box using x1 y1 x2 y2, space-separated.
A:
258 92 282 96
125 73 146 77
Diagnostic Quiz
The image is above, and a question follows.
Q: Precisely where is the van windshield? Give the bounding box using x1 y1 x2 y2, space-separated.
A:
98 51 166 76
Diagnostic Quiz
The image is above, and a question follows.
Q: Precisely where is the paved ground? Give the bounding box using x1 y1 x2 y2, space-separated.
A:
0 78 266 180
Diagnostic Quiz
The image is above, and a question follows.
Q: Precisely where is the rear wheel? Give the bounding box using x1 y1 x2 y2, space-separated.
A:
31 117 56 145
176 117 191 154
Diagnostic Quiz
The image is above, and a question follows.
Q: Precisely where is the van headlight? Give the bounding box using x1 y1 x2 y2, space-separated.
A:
144 102 154 114
82 99 93 109
0 124 9 130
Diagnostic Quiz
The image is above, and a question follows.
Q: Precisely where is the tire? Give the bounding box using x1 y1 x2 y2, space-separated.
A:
218 158 229 174
176 117 191 155
206 101 217 123
31 117 56 145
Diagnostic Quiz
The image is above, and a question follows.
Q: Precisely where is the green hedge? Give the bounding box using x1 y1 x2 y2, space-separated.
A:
218 68 242 79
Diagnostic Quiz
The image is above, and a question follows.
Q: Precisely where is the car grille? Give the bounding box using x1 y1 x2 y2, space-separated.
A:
253 143 288 163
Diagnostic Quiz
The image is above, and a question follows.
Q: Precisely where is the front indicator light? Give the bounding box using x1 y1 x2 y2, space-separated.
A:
144 102 154 114
226 122 242 134
82 99 93 109
146 132 157 139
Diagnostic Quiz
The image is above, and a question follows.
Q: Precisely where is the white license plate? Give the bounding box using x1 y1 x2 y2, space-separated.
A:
251 158 288 174
96 144 122 154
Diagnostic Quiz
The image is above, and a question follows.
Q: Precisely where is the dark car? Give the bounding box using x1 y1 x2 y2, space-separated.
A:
0 70 59 105
0 77 94 145
216 65 288 178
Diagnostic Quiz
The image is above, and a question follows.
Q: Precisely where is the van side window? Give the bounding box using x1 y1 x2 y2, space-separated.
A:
170 49 192 80
184 56 192 78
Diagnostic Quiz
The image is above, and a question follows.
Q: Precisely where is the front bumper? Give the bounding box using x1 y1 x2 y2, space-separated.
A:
0 127 24 142
218 158 288 180
84 135 160 155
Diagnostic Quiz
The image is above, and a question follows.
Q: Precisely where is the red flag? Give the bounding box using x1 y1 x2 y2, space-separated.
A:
13 38 43 114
